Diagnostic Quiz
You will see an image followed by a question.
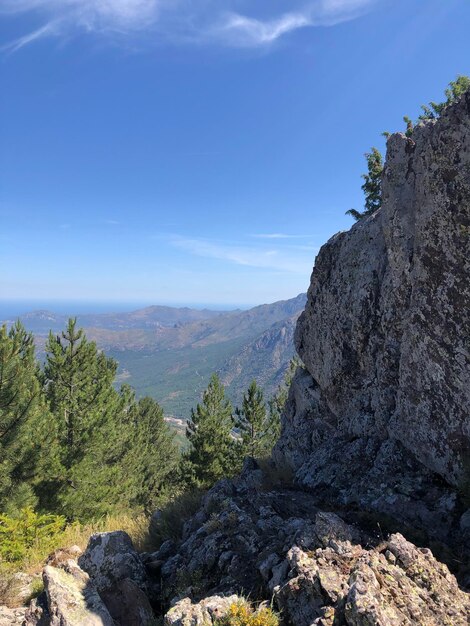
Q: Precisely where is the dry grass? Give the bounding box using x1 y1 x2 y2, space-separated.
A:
215 600 279 626
20 512 150 573
0 512 150 607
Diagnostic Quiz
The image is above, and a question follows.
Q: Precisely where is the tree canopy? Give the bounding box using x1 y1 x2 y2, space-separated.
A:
183 373 238 488
346 147 383 221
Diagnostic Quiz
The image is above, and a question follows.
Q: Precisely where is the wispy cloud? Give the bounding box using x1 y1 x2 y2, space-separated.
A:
1 0 381 53
250 233 308 240
3 20 60 53
169 235 316 274
212 11 312 48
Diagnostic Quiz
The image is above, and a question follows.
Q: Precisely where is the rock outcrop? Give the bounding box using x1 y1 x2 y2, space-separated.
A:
24 532 156 626
151 461 470 625
275 90 470 556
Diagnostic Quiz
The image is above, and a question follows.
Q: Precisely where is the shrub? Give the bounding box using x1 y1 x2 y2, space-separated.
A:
0 510 149 574
419 75 470 120
215 600 279 626
0 508 66 562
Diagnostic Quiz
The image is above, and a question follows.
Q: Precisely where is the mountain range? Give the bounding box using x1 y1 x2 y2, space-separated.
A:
2 294 306 419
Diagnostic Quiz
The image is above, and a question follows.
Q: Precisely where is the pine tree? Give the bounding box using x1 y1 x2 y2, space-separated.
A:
183 374 236 488
123 394 180 513
0 323 51 513
403 115 414 137
346 147 383 221
236 381 270 459
43 319 129 519
268 357 300 447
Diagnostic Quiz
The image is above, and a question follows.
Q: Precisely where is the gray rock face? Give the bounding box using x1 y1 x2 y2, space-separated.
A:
78 531 147 593
40 560 114 626
0 605 26 625
288 92 470 486
155 94 470 624
100 579 155 626
271 92 470 560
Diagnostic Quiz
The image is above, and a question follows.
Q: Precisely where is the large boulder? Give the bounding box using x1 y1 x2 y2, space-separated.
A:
287 91 470 485
78 531 147 593
40 560 114 626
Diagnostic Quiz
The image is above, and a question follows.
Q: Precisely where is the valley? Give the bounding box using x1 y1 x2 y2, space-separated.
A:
2 293 306 419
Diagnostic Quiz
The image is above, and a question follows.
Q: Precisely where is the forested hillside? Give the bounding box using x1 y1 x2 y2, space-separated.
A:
0 315 293 534
2 294 306 417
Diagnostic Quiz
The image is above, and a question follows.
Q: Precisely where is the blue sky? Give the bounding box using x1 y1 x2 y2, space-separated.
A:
1 0 469 308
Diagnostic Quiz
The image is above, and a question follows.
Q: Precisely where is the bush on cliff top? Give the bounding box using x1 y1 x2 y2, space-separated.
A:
419 75 470 120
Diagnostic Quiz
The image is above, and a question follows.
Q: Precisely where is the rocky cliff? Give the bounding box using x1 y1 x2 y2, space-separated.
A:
275 90 470 554
15 92 470 625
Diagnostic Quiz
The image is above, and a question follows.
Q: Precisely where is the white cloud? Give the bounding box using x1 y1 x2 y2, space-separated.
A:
250 233 307 240
1 0 381 52
170 235 315 274
212 11 312 47
3 20 59 53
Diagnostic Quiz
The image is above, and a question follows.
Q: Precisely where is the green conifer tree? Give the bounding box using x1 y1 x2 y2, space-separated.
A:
403 115 414 137
346 147 383 221
0 323 52 514
236 381 271 458
183 374 236 488
123 394 180 513
43 319 129 518
268 357 301 447
346 148 384 221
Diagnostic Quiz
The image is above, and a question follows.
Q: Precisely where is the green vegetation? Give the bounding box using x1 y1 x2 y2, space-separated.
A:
346 147 383 221
267 356 301 442
215 600 279 626
419 75 470 121
0 508 66 562
347 77 470 223
0 511 150 607
149 489 205 548
183 373 240 488
1 315 296 595
0 319 179 523
108 336 248 418
0 323 52 514
236 380 278 458
403 115 414 137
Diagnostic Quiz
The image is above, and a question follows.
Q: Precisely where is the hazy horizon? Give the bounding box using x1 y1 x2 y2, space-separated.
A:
0 295 306 320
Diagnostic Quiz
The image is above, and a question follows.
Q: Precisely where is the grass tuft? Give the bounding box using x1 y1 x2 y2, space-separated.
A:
215 600 279 626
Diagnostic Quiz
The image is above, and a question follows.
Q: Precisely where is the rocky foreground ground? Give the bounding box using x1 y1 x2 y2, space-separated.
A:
2 460 469 625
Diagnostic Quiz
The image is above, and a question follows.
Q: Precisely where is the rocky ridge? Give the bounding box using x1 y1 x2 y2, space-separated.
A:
275 88 470 558
10 92 470 624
